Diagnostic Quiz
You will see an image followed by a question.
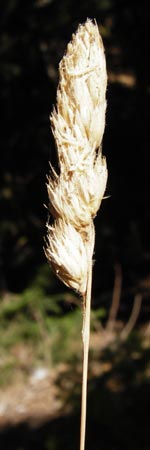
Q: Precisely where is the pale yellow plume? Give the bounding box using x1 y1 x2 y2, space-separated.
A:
46 18 108 450
46 18 107 294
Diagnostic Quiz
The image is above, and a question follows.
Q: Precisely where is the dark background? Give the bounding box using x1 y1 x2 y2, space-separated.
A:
0 0 150 449
1 0 150 299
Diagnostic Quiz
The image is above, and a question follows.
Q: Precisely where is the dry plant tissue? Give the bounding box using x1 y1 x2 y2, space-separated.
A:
45 18 107 450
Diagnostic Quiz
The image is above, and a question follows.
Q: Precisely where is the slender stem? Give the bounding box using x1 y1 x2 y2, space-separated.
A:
79 255 93 450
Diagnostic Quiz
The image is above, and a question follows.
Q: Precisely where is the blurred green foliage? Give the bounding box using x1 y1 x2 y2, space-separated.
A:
0 263 106 384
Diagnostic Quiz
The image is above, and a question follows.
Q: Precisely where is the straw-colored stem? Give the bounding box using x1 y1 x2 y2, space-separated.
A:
80 252 93 450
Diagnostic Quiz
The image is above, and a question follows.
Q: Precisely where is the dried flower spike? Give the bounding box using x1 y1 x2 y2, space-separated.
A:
45 18 107 450
46 219 88 294
51 19 107 171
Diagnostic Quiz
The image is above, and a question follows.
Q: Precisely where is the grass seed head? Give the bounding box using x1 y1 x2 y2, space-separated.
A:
51 19 107 173
46 19 107 292
46 219 88 294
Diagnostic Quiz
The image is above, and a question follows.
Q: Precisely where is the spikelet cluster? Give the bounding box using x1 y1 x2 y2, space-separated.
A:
46 19 107 295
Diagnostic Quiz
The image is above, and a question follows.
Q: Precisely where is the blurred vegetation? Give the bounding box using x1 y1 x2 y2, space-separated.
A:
0 263 107 385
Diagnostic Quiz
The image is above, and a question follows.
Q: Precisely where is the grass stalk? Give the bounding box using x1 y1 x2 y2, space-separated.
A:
80 252 93 450
45 19 107 450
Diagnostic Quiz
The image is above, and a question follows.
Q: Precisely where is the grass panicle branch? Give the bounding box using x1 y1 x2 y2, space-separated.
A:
45 19 107 450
